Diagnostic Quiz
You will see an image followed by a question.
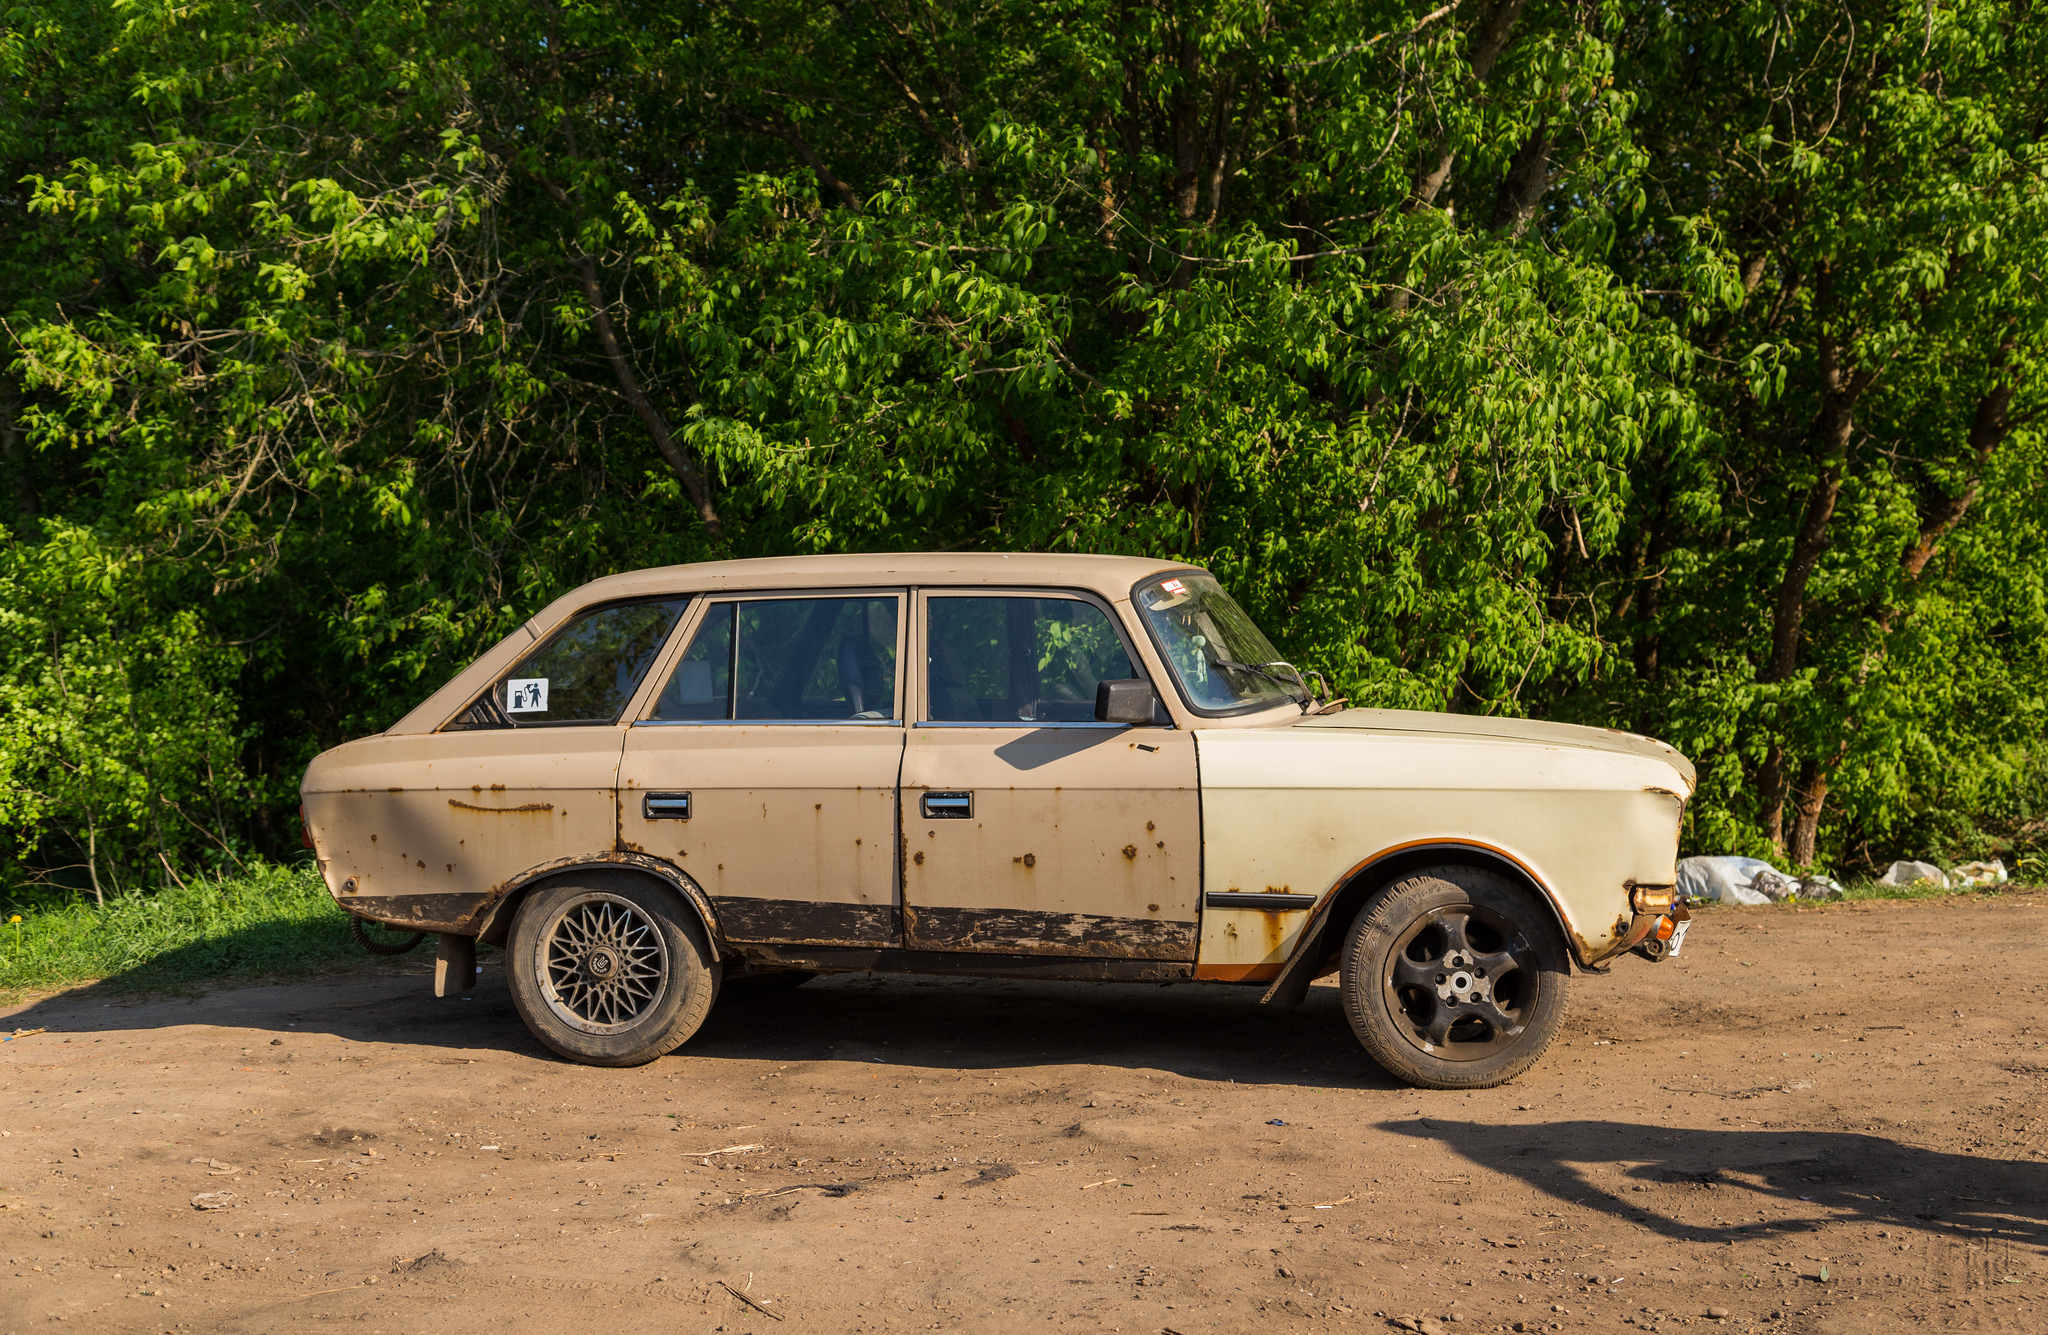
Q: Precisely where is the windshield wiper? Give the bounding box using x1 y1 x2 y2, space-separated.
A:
1206 658 1310 702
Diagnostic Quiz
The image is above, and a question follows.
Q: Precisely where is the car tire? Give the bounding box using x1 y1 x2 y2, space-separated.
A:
1339 864 1570 1090
506 875 720 1067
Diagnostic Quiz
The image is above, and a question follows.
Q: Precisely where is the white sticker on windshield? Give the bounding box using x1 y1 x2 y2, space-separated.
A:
505 678 550 712
1161 578 1187 595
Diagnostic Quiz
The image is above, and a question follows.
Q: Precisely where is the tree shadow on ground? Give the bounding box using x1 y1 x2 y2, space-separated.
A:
3 959 1396 1089
1387 1117 2048 1248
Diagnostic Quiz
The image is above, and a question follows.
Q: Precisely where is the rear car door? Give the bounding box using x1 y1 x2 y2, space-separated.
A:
616 590 906 948
900 589 1200 959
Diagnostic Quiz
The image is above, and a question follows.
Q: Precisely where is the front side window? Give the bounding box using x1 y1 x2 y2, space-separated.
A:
926 596 1139 723
651 596 900 721
492 599 687 726
1133 572 1301 714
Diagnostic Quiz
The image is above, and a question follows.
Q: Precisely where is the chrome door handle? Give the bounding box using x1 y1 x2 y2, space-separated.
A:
920 791 972 819
643 792 692 820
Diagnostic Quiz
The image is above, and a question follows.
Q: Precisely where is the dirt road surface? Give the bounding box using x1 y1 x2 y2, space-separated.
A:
3 895 2044 1334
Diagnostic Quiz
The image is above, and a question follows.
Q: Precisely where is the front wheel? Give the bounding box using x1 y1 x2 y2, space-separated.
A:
506 876 720 1067
1340 865 1570 1089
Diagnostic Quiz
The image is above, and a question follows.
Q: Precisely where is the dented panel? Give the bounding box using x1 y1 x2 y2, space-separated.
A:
1193 721 1692 969
900 725 1200 959
618 724 905 948
301 728 625 932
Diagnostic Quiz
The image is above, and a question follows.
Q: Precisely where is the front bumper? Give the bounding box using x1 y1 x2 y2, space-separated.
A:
1615 885 1692 961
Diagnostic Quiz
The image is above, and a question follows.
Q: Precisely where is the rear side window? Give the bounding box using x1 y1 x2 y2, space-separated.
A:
651 596 900 721
478 599 686 727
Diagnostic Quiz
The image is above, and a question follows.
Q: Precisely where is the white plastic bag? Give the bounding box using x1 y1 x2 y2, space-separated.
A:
1676 855 1781 906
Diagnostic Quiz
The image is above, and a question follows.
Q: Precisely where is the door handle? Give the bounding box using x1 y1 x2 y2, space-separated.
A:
920 791 972 819
643 792 692 820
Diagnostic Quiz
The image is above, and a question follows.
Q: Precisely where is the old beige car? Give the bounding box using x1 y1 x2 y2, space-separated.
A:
300 554 1694 1088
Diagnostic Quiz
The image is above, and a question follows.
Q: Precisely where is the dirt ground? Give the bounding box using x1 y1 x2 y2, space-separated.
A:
2 894 2044 1335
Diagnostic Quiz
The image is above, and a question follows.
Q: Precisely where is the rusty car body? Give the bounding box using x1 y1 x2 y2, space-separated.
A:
301 554 1695 1087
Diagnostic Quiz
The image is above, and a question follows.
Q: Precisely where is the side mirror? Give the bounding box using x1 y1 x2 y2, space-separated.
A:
1094 679 1158 725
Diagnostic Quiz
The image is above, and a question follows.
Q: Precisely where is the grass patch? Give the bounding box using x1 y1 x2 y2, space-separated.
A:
1833 877 2043 903
1 861 375 999
1687 877 2044 909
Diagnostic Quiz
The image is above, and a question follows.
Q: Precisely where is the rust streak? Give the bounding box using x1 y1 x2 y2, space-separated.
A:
446 799 554 814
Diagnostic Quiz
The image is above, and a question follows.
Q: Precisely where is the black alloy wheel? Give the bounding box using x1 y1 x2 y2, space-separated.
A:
1340 865 1570 1089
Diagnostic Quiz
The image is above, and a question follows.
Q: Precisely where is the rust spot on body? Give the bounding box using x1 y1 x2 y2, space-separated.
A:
1122 844 1138 860
914 851 925 865
1012 853 1037 868
446 799 554 814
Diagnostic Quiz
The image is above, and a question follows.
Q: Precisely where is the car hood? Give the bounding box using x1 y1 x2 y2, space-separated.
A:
1290 708 1696 789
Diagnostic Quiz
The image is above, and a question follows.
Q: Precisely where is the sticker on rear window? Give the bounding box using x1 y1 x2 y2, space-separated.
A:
1160 578 1186 595
506 678 550 712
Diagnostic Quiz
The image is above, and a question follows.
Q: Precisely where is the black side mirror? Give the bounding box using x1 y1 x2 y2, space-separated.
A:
1094 679 1157 725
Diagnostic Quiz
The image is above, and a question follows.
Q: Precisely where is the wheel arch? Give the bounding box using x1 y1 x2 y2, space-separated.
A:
1257 839 1580 1008
472 852 725 954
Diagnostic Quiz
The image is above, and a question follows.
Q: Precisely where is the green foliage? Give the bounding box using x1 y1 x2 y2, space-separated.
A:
0 522 248 893
0 861 360 995
0 0 2042 890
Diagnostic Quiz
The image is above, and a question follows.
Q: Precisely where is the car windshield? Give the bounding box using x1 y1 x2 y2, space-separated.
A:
1133 572 1301 713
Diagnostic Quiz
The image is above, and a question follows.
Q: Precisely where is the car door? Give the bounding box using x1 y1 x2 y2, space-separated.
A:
616 590 906 948
900 589 1201 959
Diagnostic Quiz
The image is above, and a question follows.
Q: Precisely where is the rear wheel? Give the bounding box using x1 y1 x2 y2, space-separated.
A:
1340 865 1569 1089
507 876 719 1067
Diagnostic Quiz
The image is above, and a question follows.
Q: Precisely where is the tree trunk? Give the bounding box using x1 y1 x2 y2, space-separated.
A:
565 255 724 537
1405 0 1530 211
1901 337 2017 579
1764 326 1879 675
0 383 33 533
1756 743 1787 855
1489 121 1553 235
1789 759 1827 868
1755 316 1878 861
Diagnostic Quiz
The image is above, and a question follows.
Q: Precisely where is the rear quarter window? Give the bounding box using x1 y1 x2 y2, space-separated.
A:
455 599 687 728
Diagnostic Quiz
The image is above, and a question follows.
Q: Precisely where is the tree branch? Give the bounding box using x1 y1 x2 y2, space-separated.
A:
732 113 864 211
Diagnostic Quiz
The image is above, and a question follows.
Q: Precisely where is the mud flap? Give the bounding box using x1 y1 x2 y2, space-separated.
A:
1258 897 1340 1008
435 934 478 997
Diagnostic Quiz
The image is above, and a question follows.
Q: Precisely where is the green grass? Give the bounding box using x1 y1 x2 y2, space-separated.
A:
0 861 378 999
1835 876 2044 903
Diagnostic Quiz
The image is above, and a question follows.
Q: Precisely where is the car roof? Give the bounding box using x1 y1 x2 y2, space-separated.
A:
560 551 1197 603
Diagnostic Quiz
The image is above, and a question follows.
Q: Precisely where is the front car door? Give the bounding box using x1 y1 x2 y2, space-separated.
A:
616 590 906 948
900 589 1201 959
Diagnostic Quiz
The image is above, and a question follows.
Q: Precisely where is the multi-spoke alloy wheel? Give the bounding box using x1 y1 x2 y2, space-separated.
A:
507 875 718 1067
538 893 670 1034
1340 865 1570 1089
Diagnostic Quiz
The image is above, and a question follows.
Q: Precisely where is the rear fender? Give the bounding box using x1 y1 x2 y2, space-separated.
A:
470 852 724 952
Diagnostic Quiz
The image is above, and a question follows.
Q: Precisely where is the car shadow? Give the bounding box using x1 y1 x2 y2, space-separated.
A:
1386 1117 2048 1246
2 963 1401 1090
